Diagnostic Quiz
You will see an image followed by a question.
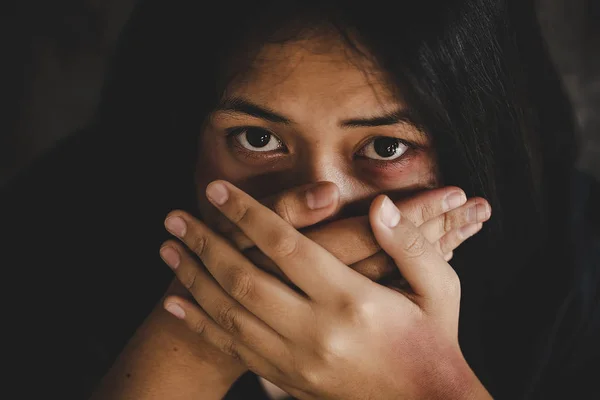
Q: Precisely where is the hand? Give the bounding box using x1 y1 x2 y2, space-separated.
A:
159 181 489 393
209 181 491 284
159 181 492 399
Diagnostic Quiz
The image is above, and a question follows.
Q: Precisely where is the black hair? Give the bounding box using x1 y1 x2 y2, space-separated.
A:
94 0 579 397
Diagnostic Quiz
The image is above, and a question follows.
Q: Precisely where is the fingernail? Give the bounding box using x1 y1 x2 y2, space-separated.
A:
160 246 180 269
467 203 491 223
305 184 334 210
380 196 401 228
460 223 482 239
165 216 187 237
443 191 467 211
165 303 186 319
206 182 229 205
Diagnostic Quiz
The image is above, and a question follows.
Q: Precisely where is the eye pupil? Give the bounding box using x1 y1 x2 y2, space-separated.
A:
246 129 271 148
373 137 399 158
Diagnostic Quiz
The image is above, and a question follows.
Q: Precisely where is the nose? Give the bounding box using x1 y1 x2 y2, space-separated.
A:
290 155 374 219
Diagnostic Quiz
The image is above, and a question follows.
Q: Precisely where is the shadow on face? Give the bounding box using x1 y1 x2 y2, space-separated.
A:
196 31 438 226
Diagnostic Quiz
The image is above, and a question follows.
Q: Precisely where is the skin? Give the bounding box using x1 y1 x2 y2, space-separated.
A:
91 32 492 399
91 184 488 400
161 181 492 399
196 34 439 222
195 33 490 283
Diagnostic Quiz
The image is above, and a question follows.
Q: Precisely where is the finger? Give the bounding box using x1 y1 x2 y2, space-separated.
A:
369 195 460 311
162 214 311 337
160 242 291 353
437 222 483 256
242 187 471 277
304 216 377 264
163 295 285 379
420 197 490 254
348 251 395 282
300 189 475 266
235 216 375 283
213 182 340 251
246 198 488 283
395 186 467 227
244 245 392 289
203 180 364 301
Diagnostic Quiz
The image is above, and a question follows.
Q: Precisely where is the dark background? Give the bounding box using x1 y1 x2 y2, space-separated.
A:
2 0 599 186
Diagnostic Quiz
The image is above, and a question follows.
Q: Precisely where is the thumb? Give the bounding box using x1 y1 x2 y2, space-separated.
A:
369 195 460 308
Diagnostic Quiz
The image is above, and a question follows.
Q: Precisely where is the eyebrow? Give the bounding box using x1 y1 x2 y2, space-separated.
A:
216 97 418 128
217 97 291 124
340 110 416 128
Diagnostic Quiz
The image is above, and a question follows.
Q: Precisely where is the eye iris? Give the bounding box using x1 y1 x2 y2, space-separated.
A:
373 137 399 158
246 129 271 148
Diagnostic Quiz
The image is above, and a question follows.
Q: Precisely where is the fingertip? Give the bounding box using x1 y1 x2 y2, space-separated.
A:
368 194 387 224
369 195 401 231
206 181 230 206
305 181 340 210
160 244 181 269
443 190 467 212
381 196 401 228
471 197 492 218
164 302 186 319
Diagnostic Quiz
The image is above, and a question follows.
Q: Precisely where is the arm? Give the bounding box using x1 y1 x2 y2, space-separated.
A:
158 181 493 399
91 182 487 399
90 281 246 400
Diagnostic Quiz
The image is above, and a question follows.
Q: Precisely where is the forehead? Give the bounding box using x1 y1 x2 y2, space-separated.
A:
224 34 403 115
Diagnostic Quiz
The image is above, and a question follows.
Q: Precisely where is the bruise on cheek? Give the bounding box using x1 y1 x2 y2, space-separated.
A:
367 148 439 189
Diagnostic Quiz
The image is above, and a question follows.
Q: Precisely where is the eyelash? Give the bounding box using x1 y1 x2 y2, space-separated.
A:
224 126 418 166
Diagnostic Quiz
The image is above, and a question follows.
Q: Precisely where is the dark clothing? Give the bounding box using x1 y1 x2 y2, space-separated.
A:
1 129 599 399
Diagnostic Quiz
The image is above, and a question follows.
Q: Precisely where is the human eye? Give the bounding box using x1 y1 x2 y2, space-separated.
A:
356 137 410 161
226 127 285 153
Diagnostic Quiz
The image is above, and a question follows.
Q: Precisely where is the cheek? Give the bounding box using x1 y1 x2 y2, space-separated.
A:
195 132 286 224
195 131 250 185
359 150 439 191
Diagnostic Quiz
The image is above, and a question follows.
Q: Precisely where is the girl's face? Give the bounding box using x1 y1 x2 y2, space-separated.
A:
196 33 438 222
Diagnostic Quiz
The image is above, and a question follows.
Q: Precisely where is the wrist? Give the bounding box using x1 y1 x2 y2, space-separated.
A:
148 305 247 386
92 304 245 400
422 347 492 400
161 280 248 384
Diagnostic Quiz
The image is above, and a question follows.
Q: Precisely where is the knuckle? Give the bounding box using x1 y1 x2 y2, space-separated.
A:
441 212 452 234
273 196 295 225
220 338 241 360
227 269 255 302
216 302 241 334
419 202 436 224
268 232 300 258
335 295 369 324
181 269 198 291
191 317 208 336
403 231 427 258
189 233 209 257
297 362 323 387
229 201 251 225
